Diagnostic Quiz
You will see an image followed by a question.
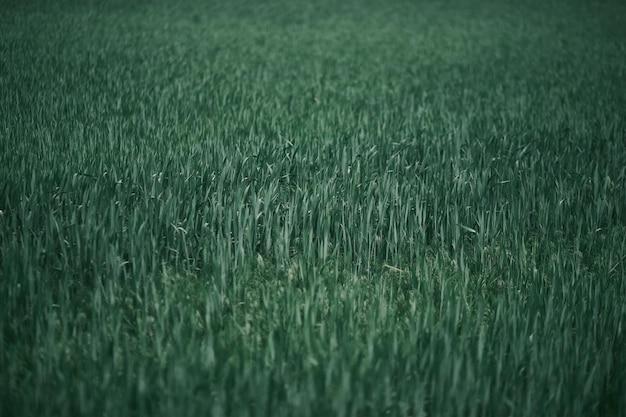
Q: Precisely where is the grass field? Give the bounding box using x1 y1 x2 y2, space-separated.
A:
1 0 626 415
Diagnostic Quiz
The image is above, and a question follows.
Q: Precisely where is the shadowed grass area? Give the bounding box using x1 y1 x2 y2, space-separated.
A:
1 0 625 415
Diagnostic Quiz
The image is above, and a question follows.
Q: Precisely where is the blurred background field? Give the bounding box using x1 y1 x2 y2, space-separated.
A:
1 0 625 415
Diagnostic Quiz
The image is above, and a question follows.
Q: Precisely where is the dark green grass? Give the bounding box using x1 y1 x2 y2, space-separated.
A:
1 0 625 416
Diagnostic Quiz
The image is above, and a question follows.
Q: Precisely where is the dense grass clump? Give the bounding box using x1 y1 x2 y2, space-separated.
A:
1 0 625 415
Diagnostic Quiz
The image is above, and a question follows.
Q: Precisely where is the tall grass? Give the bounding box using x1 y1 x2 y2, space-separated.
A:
1 0 625 415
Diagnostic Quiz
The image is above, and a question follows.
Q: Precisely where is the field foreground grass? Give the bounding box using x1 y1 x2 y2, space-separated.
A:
1 0 626 416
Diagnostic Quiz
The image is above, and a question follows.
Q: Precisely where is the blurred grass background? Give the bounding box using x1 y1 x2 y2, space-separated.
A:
1 0 625 415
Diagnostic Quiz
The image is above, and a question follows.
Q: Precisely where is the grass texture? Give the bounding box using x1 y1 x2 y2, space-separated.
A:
1 0 625 415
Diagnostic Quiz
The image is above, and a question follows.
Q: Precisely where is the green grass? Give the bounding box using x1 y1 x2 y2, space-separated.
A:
1 0 625 415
